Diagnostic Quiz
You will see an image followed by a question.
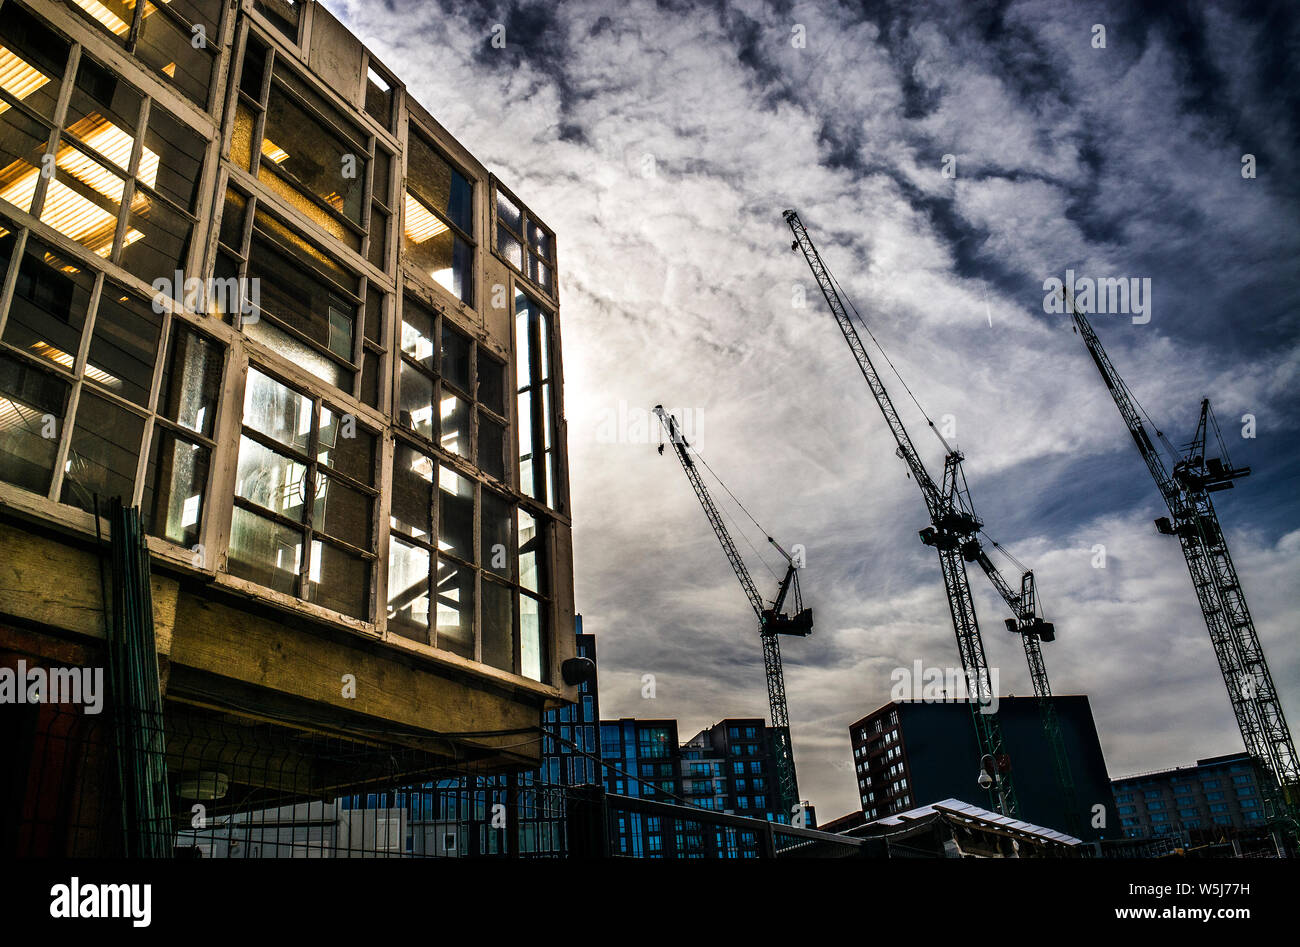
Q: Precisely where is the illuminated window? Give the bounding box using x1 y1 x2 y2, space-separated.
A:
386 439 549 680
234 37 376 253
219 201 367 395
404 132 473 305
515 289 562 510
397 295 506 480
0 213 223 532
0 40 201 281
229 366 377 618
65 0 220 108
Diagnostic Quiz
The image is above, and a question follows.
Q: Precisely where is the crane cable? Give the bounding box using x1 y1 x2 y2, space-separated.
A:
688 441 785 582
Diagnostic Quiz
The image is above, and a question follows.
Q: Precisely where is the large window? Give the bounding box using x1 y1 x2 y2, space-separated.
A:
232 35 390 260
0 212 223 543
404 132 473 306
515 289 561 510
397 296 506 481
229 367 378 618
0 12 204 283
495 186 554 296
64 0 221 108
216 195 384 400
387 440 549 681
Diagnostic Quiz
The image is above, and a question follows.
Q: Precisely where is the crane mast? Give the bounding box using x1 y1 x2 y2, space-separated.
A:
784 209 1019 816
1067 294 1299 841
653 405 811 821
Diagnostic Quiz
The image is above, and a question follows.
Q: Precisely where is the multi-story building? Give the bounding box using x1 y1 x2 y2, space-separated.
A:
1110 752 1274 848
848 697 1117 842
0 0 576 855
598 717 682 856
684 718 789 824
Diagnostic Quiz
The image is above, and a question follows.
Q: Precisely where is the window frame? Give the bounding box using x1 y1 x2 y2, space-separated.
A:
0 216 226 545
229 360 380 617
492 179 555 299
401 125 476 308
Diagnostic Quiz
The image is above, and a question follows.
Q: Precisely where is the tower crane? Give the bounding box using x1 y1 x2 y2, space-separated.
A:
972 549 1079 834
654 405 813 821
1064 290 1299 843
784 209 1028 816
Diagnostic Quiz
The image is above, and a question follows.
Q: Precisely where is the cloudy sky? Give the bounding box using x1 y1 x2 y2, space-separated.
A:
334 0 1299 819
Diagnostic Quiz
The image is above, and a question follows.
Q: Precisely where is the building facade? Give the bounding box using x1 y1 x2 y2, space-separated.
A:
1110 752 1271 847
684 718 788 824
0 0 576 855
848 697 1117 842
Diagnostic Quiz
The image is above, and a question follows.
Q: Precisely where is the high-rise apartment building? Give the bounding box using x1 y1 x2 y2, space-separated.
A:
0 0 576 855
1111 752 1273 848
848 697 1117 842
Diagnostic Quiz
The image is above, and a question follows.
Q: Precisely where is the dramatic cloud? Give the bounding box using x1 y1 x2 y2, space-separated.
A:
336 0 1300 820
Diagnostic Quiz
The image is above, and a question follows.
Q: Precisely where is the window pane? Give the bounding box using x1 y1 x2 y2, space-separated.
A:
243 367 312 451
361 348 380 408
318 408 375 483
521 594 545 682
120 188 193 284
143 428 209 548
363 286 385 344
481 578 513 672
367 207 387 269
262 79 366 226
518 508 546 595
144 106 205 211
495 189 520 233
398 359 434 440
438 465 473 562
136 2 214 106
0 105 50 214
400 297 435 368
407 134 471 234
514 291 533 386
496 223 521 269
434 556 473 658
61 392 144 512
3 240 94 365
218 187 246 250
87 286 163 406
387 536 430 641
0 353 67 494
0 7 69 120
309 539 368 618
314 472 371 547
404 211 473 305
477 411 504 480
517 389 534 498
244 317 350 390
64 56 140 175
477 350 505 415
228 505 301 595
441 322 471 392
528 220 551 261
42 139 124 257
439 390 469 458
255 0 300 41
230 101 255 172
158 325 222 437
235 435 307 520
481 489 511 579
391 443 433 540
246 233 356 362
365 68 393 128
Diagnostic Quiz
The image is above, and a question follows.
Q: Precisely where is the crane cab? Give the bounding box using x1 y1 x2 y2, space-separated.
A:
763 607 814 637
